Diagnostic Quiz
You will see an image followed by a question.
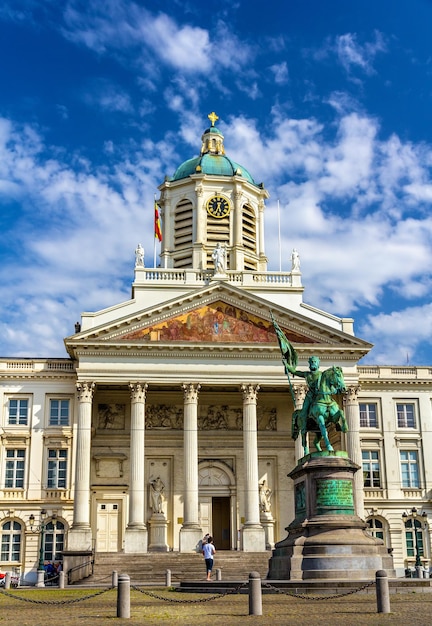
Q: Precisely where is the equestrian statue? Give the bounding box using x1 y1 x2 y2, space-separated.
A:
271 312 348 455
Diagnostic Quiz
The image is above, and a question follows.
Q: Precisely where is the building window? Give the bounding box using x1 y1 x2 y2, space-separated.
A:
8 399 29 425
43 520 65 562
359 403 378 428
1 521 22 561
47 449 67 489
367 518 384 541
362 450 381 487
397 403 415 428
405 518 424 558
49 399 70 426
5 450 25 488
400 450 420 488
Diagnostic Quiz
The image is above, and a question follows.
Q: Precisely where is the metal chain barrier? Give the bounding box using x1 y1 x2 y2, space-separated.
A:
0 586 114 605
131 582 247 603
262 580 375 600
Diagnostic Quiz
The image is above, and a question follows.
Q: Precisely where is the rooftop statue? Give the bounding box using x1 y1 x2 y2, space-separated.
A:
135 243 144 268
212 242 226 274
271 312 347 455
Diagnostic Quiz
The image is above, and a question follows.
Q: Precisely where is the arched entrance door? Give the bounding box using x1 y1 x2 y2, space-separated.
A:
198 461 236 550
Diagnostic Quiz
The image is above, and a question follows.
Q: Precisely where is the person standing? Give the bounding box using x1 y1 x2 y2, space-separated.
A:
202 536 216 581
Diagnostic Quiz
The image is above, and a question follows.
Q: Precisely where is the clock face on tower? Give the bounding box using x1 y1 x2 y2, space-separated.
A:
206 195 231 218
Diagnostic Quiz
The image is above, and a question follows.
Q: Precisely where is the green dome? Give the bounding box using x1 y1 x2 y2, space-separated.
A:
171 154 256 185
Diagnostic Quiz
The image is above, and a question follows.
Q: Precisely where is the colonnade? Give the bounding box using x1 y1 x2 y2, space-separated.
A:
68 381 267 553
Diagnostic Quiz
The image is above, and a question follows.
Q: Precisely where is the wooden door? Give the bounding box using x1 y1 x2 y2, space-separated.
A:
212 497 230 550
96 501 120 552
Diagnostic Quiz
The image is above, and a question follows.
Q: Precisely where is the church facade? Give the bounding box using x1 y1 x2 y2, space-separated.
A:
1 115 431 583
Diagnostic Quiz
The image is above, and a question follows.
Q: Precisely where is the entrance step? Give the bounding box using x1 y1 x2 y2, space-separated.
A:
81 551 270 585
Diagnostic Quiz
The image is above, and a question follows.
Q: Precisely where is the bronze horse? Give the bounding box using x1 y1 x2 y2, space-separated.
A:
292 366 347 455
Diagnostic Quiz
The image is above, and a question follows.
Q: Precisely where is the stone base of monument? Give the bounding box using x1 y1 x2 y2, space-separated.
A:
267 452 395 580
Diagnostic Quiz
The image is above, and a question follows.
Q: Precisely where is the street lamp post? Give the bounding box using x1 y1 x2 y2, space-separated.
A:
402 507 428 576
29 509 49 587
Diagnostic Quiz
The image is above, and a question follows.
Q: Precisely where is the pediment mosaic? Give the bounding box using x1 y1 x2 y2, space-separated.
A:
118 301 314 344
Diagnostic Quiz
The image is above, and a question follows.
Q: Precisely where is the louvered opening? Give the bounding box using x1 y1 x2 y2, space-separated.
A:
206 214 230 269
174 200 193 249
242 204 256 254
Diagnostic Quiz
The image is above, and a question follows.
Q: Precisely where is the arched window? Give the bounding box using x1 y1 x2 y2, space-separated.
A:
366 517 384 541
43 520 65 562
404 518 425 560
1 521 22 561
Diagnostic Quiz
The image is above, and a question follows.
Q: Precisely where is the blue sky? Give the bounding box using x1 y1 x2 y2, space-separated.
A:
1 0 432 365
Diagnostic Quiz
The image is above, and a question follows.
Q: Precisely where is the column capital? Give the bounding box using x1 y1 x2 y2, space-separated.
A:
294 385 306 404
76 382 95 402
344 385 361 404
182 383 201 403
129 382 148 403
241 383 260 403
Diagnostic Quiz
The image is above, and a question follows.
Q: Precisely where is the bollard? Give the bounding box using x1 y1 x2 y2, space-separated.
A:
117 573 130 619
376 570 390 614
59 571 65 589
5 572 11 589
248 571 262 616
112 570 118 588
215 568 222 581
165 569 171 587
415 566 422 579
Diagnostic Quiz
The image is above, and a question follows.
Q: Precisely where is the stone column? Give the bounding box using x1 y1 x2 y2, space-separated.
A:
67 381 94 551
179 383 202 552
241 384 266 551
344 385 365 519
293 385 307 462
125 383 148 553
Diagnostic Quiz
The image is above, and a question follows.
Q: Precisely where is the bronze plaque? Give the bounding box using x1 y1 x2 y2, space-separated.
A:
315 478 354 515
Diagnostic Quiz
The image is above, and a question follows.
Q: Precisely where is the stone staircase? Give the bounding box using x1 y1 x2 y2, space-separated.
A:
81 551 271 586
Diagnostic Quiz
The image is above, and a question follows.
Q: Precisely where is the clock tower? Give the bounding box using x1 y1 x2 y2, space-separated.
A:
157 113 269 272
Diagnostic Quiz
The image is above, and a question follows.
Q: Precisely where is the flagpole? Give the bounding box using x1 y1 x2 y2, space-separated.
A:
153 194 157 268
277 199 282 271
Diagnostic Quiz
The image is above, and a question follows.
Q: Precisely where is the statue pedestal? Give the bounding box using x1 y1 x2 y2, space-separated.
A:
148 513 169 552
268 452 394 580
260 512 275 550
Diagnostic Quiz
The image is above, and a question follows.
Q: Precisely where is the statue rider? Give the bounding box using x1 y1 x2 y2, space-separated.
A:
286 355 322 422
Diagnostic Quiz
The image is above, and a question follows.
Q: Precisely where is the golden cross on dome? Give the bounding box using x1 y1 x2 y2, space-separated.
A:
208 111 219 126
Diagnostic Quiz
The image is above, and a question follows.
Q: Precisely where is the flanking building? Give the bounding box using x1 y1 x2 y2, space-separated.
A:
0 115 430 583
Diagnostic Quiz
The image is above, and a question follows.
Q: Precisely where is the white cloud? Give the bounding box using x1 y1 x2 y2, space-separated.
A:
269 62 289 85
360 303 432 364
60 2 253 79
0 114 172 355
336 31 387 76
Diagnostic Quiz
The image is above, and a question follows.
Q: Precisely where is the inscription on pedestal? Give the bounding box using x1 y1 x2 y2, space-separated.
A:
315 478 354 515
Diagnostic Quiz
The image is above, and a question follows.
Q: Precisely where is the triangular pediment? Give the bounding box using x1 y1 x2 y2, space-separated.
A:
117 300 313 344
66 282 372 359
